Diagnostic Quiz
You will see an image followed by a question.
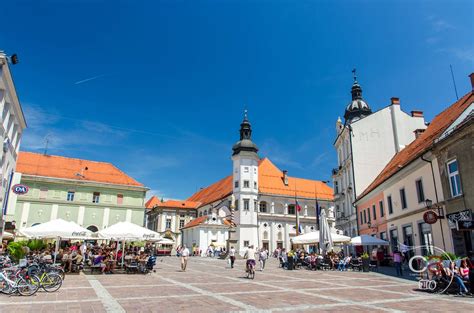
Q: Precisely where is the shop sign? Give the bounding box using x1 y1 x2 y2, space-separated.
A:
423 211 438 225
12 184 29 195
447 210 472 228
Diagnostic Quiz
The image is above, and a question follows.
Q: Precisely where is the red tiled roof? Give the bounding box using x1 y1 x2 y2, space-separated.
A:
16 152 143 187
146 196 201 210
186 175 233 207
358 91 474 201
181 216 233 229
186 157 334 207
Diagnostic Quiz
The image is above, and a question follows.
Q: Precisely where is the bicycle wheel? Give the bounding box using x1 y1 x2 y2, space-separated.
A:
51 267 65 280
42 272 63 292
16 275 40 296
1 278 14 295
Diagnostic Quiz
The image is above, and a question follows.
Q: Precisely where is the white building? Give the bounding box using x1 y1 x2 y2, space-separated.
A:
167 112 334 255
333 74 426 238
0 52 26 240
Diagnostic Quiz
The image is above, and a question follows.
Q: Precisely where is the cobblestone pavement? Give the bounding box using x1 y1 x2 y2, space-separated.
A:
0 257 473 312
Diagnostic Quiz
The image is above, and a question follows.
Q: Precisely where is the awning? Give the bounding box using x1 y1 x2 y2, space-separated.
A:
350 235 390 246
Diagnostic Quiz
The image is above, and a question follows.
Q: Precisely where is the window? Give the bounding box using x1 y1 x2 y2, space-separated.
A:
243 199 250 211
363 210 367 224
117 194 124 205
380 232 387 241
400 188 407 209
335 181 339 194
387 196 393 214
447 159 462 197
39 188 48 199
204 210 208 215
243 180 250 188
379 201 384 217
235 181 239 188
254 200 257 212
372 205 376 220
419 222 434 255
288 205 296 215
199 212 202 217
254 181 257 189
367 208 371 222
359 211 363 224
390 229 398 253
415 179 425 203
259 202 267 213
243 241 249 247
166 218 172 229
180 214 185 218
179 219 185 228
93 192 100 203
66 191 75 201
244 167 249 173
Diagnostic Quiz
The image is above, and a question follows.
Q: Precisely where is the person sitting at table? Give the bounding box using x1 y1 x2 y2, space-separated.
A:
93 252 107 274
337 255 352 271
309 253 317 270
62 249 72 272
445 261 469 296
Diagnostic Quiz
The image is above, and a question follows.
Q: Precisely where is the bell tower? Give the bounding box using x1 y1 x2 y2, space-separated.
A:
231 110 259 254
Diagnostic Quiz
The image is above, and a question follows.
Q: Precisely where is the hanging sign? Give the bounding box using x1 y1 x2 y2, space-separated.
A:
423 210 438 225
12 184 29 195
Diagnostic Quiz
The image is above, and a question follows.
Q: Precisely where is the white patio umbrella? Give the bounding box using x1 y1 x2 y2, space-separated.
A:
157 238 174 245
3 231 14 239
99 222 162 266
319 209 334 255
21 219 92 263
291 231 350 245
350 235 390 246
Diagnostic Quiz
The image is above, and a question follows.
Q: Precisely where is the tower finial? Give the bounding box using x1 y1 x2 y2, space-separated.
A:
243 105 248 121
352 68 357 82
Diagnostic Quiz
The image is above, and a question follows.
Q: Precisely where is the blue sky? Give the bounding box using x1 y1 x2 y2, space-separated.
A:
1 0 473 200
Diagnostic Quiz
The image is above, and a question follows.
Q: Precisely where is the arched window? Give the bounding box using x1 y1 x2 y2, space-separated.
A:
87 225 99 232
204 210 208 216
199 212 202 217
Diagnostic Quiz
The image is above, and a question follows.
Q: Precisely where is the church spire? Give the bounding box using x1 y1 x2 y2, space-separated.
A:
232 109 258 156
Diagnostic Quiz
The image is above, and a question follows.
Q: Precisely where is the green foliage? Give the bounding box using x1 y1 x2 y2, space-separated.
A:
7 241 28 261
441 252 459 261
132 241 145 247
27 239 45 251
361 252 370 259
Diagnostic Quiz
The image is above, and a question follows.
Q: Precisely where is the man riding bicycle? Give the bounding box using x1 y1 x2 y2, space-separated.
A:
244 245 257 274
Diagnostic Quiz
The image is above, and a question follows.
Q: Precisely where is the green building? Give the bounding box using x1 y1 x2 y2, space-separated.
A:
5 152 148 233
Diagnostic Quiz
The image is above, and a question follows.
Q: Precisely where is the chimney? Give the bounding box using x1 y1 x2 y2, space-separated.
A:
282 170 288 186
414 129 425 138
390 97 400 105
411 110 424 117
469 73 474 91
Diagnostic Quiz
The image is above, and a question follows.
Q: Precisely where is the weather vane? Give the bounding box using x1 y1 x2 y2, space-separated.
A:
352 68 357 82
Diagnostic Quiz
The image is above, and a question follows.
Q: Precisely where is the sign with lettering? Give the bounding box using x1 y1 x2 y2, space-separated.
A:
12 184 29 195
447 210 471 229
423 211 438 225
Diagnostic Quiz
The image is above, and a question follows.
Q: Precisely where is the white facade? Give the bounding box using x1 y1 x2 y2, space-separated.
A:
181 214 229 255
0 52 26 239
333 97 426 238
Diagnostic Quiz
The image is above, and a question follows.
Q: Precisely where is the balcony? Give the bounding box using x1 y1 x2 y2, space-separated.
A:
332 166 342 176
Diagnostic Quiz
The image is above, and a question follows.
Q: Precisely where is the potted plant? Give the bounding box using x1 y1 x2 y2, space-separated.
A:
361 252 370 272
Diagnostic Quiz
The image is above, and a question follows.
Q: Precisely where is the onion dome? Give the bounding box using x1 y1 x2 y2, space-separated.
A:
344 70 372 123
232 110 258 156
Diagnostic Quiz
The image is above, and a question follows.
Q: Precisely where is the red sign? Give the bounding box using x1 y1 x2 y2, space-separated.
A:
424 211 438 224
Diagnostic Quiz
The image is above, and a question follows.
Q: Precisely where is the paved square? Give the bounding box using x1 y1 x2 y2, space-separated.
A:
0 257 472 312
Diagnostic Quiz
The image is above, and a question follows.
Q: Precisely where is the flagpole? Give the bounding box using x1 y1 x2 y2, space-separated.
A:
315 182 320 231
295 182 299 237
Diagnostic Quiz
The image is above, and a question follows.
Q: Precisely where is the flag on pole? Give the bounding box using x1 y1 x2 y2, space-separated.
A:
296 200 302 212
298 224 303 234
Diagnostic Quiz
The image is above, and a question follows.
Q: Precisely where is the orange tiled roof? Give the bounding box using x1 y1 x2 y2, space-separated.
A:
181 216 233 229
186 158 334 207
146 196 201 210
187 175 233 207
358 91 474 201
258 158 334 200
16 152 143 187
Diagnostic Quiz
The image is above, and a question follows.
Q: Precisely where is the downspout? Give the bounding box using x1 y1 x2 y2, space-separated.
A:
421 152 446 251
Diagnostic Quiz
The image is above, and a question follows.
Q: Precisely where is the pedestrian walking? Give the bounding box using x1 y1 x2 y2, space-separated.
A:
229 246 236 268
181 245 190 271
393 249 403 277
259 248 268 271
